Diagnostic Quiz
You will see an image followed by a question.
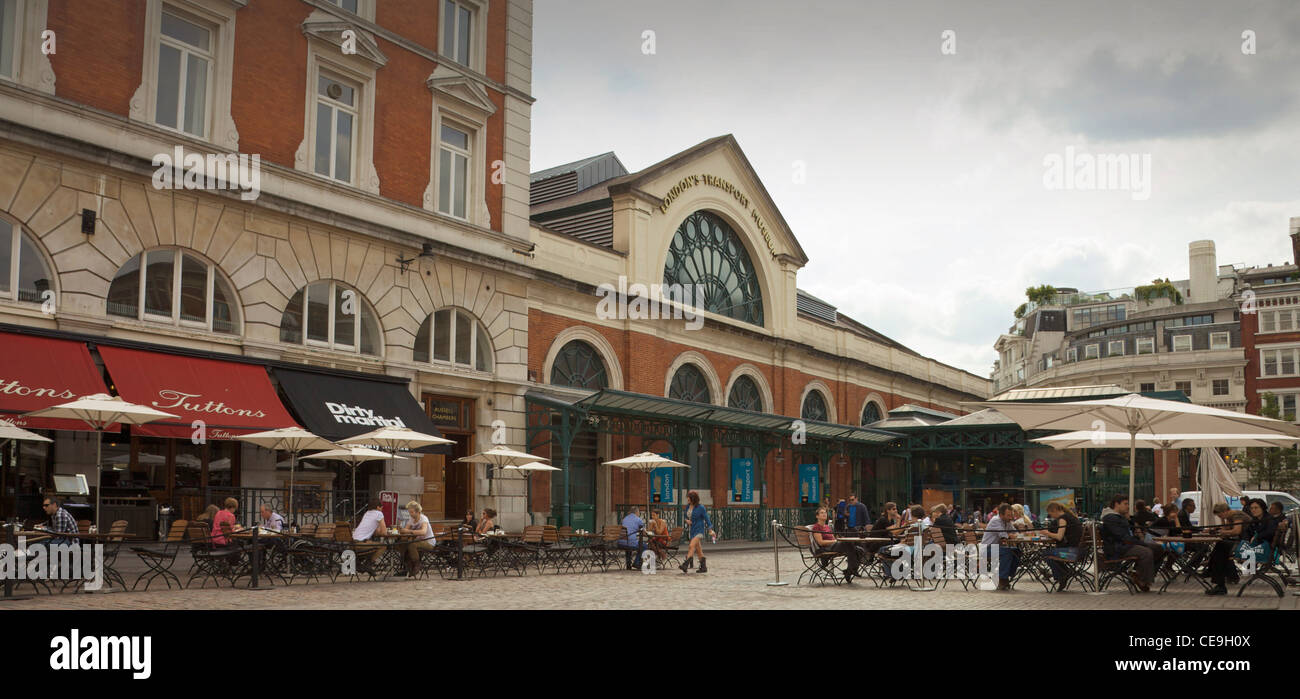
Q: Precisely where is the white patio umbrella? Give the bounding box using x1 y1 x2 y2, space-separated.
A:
1196 447 1243 527
339 427 454 516
301 446 408 525
0 419 52 445
503 462 559 525
237 427 335 524
974 394 1300 513
23 394 178 529
458 445 550 505
601 452 691 529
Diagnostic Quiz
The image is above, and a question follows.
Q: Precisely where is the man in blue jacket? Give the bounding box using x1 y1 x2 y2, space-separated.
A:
845 494 870 532
1100 493 1164 593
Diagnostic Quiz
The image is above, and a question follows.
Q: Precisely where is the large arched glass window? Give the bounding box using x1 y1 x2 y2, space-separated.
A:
727 375 762 412
801 390 828 422
413 308 493 371
280 280 380 355
861 401 882 426
669 363 711 404
550 340 608 389
107 248 238 333
663 210 764 326
0 217 54 304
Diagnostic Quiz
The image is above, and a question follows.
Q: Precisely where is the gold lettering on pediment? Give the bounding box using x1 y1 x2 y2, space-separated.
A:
657 174 778 258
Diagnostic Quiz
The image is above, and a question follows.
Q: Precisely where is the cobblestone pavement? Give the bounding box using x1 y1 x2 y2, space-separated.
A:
2 549 1294 610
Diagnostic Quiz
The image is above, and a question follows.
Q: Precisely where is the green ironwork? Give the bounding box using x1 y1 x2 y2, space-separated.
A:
668 363 711 404
801 390 828 422
550 340 609 390
664 210 764 326
615 504 818 541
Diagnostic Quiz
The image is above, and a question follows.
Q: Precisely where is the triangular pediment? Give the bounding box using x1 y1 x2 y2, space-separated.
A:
301 11 388 68
426 65 498 118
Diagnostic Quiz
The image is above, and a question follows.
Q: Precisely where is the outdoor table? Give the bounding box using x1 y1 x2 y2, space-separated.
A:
1153 535 1220 593
1005 537 1056 592
64 531 137 591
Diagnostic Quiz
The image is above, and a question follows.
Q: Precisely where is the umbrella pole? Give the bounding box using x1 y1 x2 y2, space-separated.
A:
94 426 103 531
289 451 296 528
352 461 358 527
1128 431 1137 514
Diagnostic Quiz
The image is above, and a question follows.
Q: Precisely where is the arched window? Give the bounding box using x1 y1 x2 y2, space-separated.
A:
663 210 764 326
107 248 238 334
280 280 381 355
413 307 493 371
801 390 828 422
549 340 608 389
861 401 883 425
727 375 762 412
668 363 710 404
0 217 54 304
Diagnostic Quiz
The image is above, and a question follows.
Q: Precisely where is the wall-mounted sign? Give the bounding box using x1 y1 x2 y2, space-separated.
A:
652 452 675 504
426 397 467 430
1023 448 1082 486
657 173 779 258
798 463 820 505
730 457 753 503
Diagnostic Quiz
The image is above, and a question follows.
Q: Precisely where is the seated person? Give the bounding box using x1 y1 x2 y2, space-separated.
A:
195 504 219 524
460 509 477 533
866 502 904 554
1041 502 1082 590
40 496 80 546
1100 494 1164 593
844 494 870 532
1205 504 1248 595
931 504 960 544
981 504 1020 590
351 499 388 570
259 505 285 532
211 497 243 546
619 506 646 569
474 508 499 541
1244 499 1277 561
398 501 436 577
809 507 861 584
645 509 670 562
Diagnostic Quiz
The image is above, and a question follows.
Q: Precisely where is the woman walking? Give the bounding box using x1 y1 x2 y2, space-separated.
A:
679 490 715 574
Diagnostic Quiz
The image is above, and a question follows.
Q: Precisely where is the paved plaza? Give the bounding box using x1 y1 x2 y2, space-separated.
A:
2 547 1293 611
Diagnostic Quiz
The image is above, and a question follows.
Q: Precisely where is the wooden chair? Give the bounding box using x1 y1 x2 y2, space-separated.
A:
1096 533 1140 594
791 526 846 586
1236 518 1291 598
131 519 188 591
77 520 92 534
297 523 317 538
591 525 627 572
186 521 241 588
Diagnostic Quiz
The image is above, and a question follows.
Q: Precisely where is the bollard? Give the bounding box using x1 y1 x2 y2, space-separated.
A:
766 520 787 586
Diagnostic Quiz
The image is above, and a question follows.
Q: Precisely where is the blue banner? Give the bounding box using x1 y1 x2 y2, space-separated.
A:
651 452 675 504
730 457 753 502
798 463 820 505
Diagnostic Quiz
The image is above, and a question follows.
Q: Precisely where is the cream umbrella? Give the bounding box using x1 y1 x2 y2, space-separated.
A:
974 394 1300 514
302 446 409 525
339 427 454 516
602 452 691 532
503 462 559 525
237 427 335 525
0 419 52 445
23 394 179 530
458 445 549 506
1196 447 1243 528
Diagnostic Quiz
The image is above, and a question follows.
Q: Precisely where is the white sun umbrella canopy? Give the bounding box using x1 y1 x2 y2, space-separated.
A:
503 461 560 524
302 446 408 525
975 393 1300 513
23 393 179 529
0 419 53 444
338 426 454 452
237 427 336 524
1031 431 1300 450
602 452 691 527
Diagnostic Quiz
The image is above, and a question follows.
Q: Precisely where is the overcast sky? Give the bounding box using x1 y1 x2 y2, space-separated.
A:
530 0 1300 377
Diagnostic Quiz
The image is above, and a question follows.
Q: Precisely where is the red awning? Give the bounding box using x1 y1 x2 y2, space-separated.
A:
0 331 117 432
98 346 300 440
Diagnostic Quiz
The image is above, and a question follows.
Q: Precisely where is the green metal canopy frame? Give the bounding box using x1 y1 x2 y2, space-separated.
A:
524 388 902 526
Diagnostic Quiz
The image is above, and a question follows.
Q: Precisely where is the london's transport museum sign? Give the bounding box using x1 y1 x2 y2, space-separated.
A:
657 174 779 259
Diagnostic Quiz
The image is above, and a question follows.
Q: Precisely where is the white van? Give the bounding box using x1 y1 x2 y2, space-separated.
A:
1174 490 1300 526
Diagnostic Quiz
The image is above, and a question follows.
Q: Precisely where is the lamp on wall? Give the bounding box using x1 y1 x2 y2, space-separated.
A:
396 242 436 274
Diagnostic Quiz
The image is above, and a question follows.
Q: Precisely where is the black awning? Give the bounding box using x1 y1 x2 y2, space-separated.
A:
272 367 450 453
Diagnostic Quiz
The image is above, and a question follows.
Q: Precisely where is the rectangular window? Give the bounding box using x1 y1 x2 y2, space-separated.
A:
155 10 212 137
327 0 359 12
442 0 473 66
1140 382 1155 393
1212 379 1229 396
1284 350 1297 376
432 309 451 361
1108 340 1124 356
1282 395 1298 422
1209 331 1230 350
1136 337 1155 355
1172 335 1192 352
1261 311 1276 333
1084 344 1099 360
1175 381 1191 397
314 72 357 183
1066 347 1077 363
438 123 470 219
1264 350 1279 376
0 0 16 79
1280 311 1295 332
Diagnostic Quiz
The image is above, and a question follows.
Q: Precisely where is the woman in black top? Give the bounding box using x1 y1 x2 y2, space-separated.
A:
1246 500 1277 550
1042 502 1082 590
1206 505 1248 595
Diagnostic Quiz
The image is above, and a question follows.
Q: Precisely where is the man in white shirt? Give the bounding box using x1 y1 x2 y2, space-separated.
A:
980 504 1020 590
352 499 388 571
259 504 285 532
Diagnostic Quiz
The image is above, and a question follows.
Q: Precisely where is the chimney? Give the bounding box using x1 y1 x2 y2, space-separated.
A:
1290 217 1300 266
1188 240 1217 303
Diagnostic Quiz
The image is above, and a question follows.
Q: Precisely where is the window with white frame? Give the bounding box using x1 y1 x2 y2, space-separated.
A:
1209 331 1230 350
106 249 238 334
313 72 359 183
1261 348 1300 377
1260 309 1297 334
437 122 471 219
154 9 214 137
0 217 54 304
279 280 381 355
326 0 359 13
1212 379 1229 396
1108 340 1124 356
1136 336 1155 355
1172 334 1192 352
413 307 493 371
1066 347 1077 362
1084 344 1099 360
441 0 475 67
1280 394 1298 422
